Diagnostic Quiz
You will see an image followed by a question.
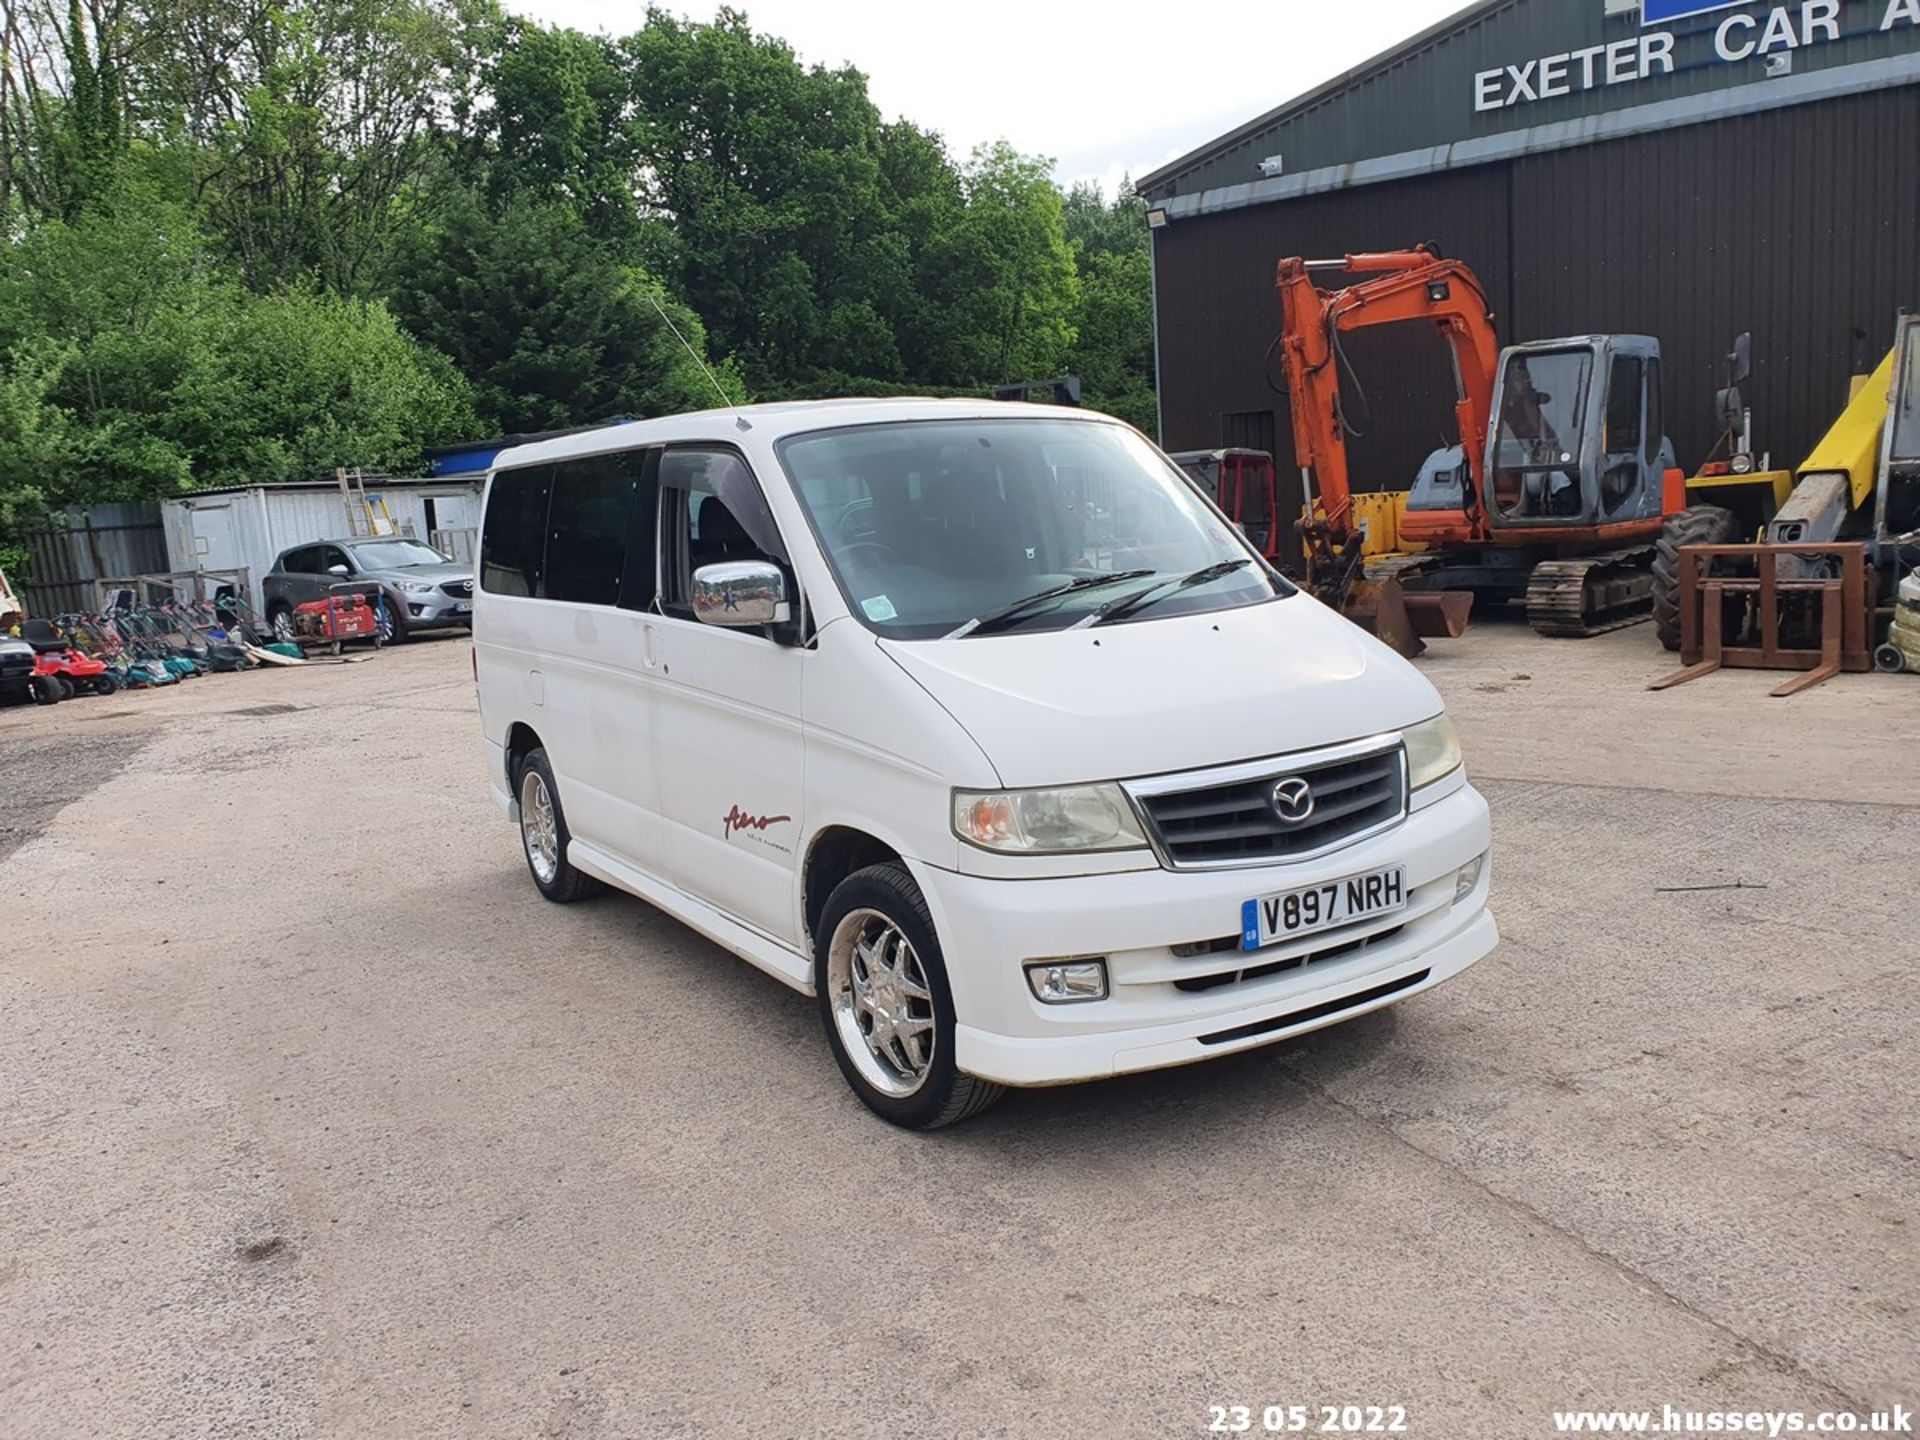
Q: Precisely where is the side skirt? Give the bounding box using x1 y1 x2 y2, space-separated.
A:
566 839 816 996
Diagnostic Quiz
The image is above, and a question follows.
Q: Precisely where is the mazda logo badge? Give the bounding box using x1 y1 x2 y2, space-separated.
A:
1271 777 1315 825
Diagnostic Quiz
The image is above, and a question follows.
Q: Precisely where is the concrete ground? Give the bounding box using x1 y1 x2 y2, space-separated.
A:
1 621 1914 1439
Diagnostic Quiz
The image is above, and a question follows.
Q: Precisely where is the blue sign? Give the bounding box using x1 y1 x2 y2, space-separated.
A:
1640 0 1749 23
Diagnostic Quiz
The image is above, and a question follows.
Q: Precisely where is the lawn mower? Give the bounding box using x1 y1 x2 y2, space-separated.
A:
19 617 117 696
109 608 201 680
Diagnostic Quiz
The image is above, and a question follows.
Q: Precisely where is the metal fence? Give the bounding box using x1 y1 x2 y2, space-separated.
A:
20 503 168 617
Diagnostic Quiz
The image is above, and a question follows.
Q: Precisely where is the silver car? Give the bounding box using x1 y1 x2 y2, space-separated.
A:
262 537 474 644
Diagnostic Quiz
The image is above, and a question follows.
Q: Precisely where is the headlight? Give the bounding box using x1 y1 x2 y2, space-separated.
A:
953 783 1149 854
1403 712 1462 789
399 580 438 595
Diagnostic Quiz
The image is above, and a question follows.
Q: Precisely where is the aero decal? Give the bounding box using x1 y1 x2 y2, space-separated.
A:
723 804 792 840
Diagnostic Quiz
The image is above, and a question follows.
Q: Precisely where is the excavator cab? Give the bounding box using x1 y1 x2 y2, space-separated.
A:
1483 336 1675 533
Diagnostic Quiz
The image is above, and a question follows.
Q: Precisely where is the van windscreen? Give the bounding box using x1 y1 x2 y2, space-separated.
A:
777 418 1282 639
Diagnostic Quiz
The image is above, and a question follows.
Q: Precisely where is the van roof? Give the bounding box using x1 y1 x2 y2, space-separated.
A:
489 397 1123 470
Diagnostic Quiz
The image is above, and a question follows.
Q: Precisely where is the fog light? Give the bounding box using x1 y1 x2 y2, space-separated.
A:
1025 959 1108 1004
1455 852 1487 904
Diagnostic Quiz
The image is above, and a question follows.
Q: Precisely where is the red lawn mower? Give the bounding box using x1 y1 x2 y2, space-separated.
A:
20 618 117 698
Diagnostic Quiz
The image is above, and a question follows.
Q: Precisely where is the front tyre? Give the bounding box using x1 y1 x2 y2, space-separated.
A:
815 862 1004 1130
376 596 408 646
1653 504 1738 651
514 747 600 903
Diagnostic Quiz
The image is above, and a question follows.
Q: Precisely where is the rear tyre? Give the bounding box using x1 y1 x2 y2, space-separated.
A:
814 862 1005 1130
1653 505 1738 651
31 676 61 705
514 746 599 903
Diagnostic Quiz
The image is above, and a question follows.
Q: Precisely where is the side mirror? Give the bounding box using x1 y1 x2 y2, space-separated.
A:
692 560 791 628
327 564 350 577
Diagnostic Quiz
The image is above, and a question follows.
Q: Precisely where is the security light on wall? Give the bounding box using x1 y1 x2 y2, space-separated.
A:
1145 207 1169 229
1602 0 1639 17
1257 155 1285 177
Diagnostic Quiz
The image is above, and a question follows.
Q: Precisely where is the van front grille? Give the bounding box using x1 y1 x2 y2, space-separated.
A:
1129 741 1407 869
1174 924 1405 994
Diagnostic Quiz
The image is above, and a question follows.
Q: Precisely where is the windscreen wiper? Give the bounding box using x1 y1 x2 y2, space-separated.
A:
944 570 1155 639
1075 559 1253 630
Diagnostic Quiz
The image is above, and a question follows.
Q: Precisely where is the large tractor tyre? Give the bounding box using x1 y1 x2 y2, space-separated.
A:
1652 505 1739 652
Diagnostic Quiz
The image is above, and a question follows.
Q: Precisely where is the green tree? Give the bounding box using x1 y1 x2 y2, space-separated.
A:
624 7 892 383
0 193 474 526
131 0 483 293
385 189 736 435
1070 249 1156 431
922 142 1078 386
1062 178 1147 263
479 18 641 237
1063 179 1156 430
0 0 134 220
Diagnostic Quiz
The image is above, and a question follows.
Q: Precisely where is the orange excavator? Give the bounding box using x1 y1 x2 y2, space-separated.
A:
1272 244 1688 646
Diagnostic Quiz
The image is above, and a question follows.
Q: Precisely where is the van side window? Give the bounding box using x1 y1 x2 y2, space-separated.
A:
658 449 787 617
546 451 644 606
480 465 553 597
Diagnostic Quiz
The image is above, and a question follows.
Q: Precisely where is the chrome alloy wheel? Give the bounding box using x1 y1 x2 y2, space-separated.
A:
827 908 936 1097
520 767 559 885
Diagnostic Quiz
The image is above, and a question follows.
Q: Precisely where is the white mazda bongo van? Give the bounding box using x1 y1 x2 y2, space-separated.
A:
474 399 1496 1128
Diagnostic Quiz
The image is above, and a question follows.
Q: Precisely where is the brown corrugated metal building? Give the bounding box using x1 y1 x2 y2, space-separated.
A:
1139 0 1920 551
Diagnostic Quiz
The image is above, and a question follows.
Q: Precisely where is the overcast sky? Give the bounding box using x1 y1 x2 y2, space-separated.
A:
512 0 1468 193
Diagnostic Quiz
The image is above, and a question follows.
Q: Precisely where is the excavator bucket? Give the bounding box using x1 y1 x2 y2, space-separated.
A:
1343 579 1472 659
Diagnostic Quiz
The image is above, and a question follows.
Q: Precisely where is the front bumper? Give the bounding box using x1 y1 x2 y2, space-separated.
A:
913 780 1496 1087
396 591 473 629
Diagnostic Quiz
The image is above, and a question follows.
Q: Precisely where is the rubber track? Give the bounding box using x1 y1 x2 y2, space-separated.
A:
1526 547 1657 637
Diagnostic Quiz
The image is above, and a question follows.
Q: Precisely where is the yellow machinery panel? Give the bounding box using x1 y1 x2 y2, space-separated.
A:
1686 467 1795 525
1352 491 1427 557
1798 346 1896 510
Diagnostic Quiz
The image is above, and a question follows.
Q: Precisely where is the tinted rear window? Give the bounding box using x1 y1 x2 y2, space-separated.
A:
480 467 552 597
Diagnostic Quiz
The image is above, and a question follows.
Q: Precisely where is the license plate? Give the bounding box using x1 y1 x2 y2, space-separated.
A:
1241 866 1406 951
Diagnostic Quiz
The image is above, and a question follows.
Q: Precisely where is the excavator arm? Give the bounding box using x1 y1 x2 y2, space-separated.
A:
1275 245 1502 538
1271 246 1496 654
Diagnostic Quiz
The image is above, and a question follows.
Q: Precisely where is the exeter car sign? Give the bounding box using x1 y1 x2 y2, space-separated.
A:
1474 0 1920 112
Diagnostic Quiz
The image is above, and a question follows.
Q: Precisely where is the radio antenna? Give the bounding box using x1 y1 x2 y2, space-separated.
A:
647 293 750 430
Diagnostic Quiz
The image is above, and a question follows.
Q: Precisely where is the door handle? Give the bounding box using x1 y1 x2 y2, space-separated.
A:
641 622 660 671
